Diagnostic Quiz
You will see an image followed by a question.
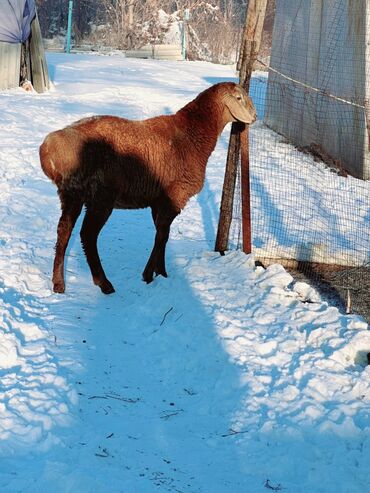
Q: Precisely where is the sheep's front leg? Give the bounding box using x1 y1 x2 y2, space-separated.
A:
143 207 178 284
80 205 115 294
53 193 83 293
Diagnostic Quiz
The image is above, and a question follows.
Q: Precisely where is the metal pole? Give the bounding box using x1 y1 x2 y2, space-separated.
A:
66 0 73 53
182 9 190 60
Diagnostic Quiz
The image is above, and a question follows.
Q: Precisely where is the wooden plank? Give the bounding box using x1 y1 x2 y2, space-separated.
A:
0 42 21 90
154 55 183 61
125 51 153 58
257 256 353 271
29 13 50 93
126 44 182 61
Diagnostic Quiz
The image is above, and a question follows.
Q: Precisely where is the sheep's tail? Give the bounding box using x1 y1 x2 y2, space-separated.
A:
40 130 78 184
39 134 59 183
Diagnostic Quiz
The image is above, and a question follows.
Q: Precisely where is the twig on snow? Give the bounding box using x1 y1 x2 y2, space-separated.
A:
105 394 140 403
160 306 173 326
221 428 249 437
184 388 197 396
95 447 110 458
160 409 184 420
87 394 139 403
264 479 283 491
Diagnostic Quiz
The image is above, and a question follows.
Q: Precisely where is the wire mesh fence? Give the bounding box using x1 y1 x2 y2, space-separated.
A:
230 0 370 320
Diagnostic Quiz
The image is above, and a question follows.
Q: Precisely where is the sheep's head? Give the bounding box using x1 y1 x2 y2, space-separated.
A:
222 84 257 125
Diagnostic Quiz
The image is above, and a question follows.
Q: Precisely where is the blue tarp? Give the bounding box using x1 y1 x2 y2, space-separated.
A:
0 0 36 43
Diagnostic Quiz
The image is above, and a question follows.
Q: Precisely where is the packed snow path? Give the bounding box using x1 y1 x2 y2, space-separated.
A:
0 54 369 492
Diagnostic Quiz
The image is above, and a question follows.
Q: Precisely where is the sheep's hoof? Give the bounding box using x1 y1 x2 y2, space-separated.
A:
142 270 154 284
53 282 65 294
142 268 168 284
99 279 115 295
155 269 168 278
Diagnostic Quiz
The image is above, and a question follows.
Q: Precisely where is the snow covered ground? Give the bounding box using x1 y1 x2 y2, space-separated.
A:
0 53 369 492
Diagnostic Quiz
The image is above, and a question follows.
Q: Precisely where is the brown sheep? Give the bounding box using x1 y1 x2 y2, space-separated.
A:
40 82 256 294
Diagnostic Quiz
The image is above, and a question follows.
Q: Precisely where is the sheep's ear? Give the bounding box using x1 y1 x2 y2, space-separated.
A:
225 95 255 124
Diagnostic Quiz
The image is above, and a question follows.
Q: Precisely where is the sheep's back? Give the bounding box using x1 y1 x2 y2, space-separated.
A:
41 113 208 210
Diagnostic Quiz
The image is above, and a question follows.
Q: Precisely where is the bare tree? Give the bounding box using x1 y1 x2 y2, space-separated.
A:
35 0 274 62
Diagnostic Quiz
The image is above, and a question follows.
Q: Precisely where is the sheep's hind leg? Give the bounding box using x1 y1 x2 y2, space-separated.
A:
53 192 83 293
80 204 115 294
142 207 178 284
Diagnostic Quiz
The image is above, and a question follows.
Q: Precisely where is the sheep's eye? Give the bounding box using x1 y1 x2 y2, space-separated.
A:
236 95 242 101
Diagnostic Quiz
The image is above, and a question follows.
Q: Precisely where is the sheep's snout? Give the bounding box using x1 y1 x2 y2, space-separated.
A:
251 111 257 124
242 96 257 124
225 91 257 125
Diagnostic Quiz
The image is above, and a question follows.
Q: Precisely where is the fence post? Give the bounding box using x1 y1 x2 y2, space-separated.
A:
66 1 73 53
215 0 268 254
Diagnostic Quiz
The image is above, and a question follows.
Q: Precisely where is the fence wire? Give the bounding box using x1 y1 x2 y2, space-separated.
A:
232 0 370 320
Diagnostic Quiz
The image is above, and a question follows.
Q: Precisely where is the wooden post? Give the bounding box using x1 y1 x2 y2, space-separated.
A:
215 0 268 254
240 124 252 253
29 12 50 93
214 123 242 254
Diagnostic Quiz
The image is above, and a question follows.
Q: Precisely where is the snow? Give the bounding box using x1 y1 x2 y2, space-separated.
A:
0 52 369 492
